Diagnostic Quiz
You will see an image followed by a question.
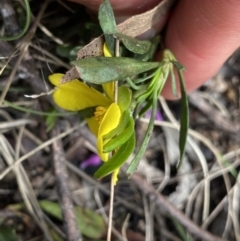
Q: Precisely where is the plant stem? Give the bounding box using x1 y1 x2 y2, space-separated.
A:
107 37 120 241
114 38 120 102
107 174 115 241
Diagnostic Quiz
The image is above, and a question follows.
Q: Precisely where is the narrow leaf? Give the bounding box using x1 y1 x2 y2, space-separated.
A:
103 117 134 152
103 110 130 140
94 133 135 179
98 0 117 55
173 63 189 168
72 57 159 84
118 86 132 112
98 0 117 34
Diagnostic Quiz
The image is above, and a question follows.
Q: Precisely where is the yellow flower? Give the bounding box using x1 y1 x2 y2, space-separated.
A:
49 73 121 163
49 44 124 184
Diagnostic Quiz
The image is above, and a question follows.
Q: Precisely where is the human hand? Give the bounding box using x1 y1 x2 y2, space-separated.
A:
69 0 240 99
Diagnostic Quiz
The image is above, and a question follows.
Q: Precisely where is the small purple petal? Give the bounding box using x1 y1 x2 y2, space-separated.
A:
155 109 163 121
145 108 163 121
80 154 101 169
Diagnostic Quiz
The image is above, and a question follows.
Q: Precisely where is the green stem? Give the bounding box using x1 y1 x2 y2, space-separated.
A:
0 0 31 41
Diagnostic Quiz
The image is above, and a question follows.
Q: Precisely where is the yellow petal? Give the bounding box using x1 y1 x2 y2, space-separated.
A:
102 44 114 100
113 168 120 185
103 43 112 57
49 73 65 86
102 82 114 100
97 103 121 161
49 74 111 111
87 117 98 137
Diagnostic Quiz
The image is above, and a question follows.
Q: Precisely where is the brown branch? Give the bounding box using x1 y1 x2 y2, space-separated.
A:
51 125 82 241
132 174 228 241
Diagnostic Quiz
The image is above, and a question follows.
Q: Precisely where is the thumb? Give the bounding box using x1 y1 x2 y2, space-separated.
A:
162 0 240 99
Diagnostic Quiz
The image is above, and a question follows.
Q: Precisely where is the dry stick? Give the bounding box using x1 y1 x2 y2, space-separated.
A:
0 0 50 106
189 91 240 134
0 124 82 180
132 174 228 241
51 126 82 241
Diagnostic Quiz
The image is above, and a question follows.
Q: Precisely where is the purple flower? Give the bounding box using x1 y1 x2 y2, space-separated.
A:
80 154 101 169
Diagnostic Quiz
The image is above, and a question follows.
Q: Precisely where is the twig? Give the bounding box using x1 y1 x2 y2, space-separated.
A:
0 0 50 106
51 125 82 241
0 123 83 180
132 174 228 241
189 91 240 135
64 160 144 216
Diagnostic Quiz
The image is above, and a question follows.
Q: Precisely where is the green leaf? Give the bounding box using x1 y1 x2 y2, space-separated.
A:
133 67 162 103
135 84 154 103
135 35 161 61
114 33 151 54
173 62 189 169
103 117 134 152
69 46 83 60
75 206 105 239
98 0 117 55
98 0 117 35
118 86 132 112
94 133 135 179
103 110 130 140
56 44 74 59
171 217 191 241
72 57 160 84
39 200 105 239
0 227 20 241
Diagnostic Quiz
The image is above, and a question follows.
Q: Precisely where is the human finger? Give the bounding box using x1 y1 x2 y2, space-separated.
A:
162 0 240 99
